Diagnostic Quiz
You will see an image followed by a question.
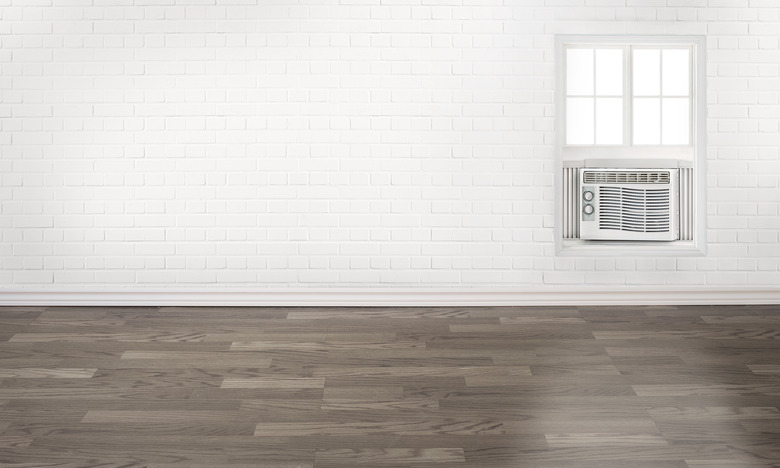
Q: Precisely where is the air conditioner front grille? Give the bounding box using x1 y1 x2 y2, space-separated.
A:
598 187 671 233
583 171 670 184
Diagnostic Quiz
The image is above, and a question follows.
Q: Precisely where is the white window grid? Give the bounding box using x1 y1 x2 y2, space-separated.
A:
563 43 694 147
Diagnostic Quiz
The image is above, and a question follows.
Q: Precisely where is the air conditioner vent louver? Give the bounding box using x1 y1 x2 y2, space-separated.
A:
598 187 671 233
583 171 670 184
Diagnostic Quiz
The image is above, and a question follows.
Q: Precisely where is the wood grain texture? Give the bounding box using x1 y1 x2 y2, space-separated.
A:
0 368 97 378
221 378 325 389
314 448 466 466
2 304 780 467
545 433 669 447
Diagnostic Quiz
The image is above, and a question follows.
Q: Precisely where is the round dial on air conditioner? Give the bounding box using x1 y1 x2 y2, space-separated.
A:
583 190 594 202
583 204 594 215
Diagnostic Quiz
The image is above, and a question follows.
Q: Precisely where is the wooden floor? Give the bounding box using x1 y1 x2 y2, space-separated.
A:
1 305 780 467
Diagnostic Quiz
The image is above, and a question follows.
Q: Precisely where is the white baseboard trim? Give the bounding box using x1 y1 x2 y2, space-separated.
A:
1 288 780 306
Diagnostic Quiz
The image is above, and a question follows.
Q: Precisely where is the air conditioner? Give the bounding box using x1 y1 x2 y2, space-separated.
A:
580 168 679 241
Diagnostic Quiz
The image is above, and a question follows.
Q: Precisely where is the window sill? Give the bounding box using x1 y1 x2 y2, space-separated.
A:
557 239 705 257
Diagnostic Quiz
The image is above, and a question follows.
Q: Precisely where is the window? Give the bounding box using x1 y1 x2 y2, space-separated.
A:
564 45 692 147
565 48 624 145
555 36 706 257
632 48 691 145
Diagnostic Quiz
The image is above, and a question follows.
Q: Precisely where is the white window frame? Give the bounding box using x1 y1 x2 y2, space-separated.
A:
564 44 629 147
563 44 695 148
629 45 694 147
555 35 707 256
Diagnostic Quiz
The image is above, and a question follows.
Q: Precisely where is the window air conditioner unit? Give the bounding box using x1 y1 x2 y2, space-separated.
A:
580 168 679 241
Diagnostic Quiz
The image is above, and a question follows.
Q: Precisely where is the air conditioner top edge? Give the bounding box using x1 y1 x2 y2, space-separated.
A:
583 159 692 168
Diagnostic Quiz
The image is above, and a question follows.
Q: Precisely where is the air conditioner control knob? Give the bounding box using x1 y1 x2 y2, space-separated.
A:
583 204 594 215
583 190 594 202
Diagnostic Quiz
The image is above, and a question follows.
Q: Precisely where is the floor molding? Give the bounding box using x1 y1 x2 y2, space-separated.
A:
1 288 780 306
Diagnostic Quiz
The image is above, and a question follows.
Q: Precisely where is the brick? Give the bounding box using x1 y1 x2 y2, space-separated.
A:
0 2 777 290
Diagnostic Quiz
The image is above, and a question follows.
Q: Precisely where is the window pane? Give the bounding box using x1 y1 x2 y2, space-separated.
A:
662 49 689 96
633 98 660 145
567 97 594 145
662 98 690 145
596 98 623 144
567 49 593 96
633 49 660 96
595 49 623 96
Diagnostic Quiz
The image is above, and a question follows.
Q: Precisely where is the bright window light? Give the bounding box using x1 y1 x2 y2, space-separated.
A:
567 49 593 96
595 49 623 96
662 49 690 96
662 98 690 145
632 49 660 96
567 97 594 145
633 98 661 145
596 98 623 145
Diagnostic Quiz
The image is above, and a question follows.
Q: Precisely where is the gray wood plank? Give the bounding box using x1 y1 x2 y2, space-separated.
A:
1 305 779 467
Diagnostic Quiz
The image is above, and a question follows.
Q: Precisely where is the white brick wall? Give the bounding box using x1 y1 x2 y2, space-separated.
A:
1 0 779 290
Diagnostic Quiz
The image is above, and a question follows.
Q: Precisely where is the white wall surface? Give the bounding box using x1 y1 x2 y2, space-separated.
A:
1 0 779 291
